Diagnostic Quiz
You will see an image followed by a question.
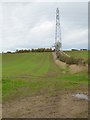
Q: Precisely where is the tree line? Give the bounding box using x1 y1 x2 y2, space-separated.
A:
4 48 55 54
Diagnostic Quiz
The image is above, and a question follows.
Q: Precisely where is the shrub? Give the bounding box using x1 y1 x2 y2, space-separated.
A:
56 52 86 65
65 57 79 65
59 55 67 62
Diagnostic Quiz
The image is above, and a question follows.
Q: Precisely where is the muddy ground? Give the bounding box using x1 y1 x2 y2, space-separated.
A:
2 90 88 118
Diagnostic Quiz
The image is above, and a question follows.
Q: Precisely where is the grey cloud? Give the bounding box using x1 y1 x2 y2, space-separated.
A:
1 2 88 52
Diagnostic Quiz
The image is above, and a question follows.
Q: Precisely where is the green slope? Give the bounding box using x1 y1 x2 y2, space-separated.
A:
2 52 88 101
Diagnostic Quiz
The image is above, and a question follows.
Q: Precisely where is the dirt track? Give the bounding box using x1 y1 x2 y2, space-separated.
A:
2 90 88 118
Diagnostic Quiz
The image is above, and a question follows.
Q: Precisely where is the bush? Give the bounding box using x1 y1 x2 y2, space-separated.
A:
7 51 12 54
56 52 86 65
59 55 67 62
66 57 78 65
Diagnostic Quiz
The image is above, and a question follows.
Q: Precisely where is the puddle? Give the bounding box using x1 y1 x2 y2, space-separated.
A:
72 93 89 101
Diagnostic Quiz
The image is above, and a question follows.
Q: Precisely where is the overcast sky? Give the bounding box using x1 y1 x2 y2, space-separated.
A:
0 2 88 52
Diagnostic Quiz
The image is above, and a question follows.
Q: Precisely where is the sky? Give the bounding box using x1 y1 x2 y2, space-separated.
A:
0 2 88 52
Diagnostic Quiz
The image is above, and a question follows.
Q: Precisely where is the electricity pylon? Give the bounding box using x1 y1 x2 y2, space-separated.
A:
55 8 62 52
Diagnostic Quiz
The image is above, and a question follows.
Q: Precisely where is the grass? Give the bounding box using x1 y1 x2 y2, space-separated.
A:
0 53 2 102
2 53 50 77
64 50 88 60
2 52 88 101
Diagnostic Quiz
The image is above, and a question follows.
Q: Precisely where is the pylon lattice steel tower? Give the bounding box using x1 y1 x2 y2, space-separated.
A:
55 8 62 52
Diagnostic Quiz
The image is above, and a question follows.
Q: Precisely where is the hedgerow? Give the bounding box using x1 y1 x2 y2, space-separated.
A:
56 52 87 65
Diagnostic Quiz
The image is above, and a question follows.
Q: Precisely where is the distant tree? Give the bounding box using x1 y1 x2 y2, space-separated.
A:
15 48 53 53
7 51 12 54
15 49 19 53
71 49 79 51
80 49 87 51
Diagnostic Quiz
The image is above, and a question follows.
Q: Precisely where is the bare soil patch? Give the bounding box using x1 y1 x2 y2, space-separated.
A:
2 91 88 118
69 64 88 73
0 103 2 119
52 52 66 68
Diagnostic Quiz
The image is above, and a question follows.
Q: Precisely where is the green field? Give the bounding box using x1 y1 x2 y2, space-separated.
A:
2 52 88 101
64 50 88 60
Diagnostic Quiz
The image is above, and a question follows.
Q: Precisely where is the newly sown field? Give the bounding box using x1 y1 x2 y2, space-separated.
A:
2 52 88 118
